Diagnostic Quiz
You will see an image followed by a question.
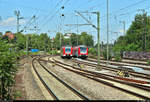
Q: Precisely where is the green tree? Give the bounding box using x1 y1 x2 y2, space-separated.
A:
79 32 94 47
0 40 17 100
113 12 150 52
70 33 78 46
15 33 26 50
54 32 62 50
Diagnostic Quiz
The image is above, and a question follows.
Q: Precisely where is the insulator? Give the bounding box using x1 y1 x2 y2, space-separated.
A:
62 14 64 16
61 6 64 9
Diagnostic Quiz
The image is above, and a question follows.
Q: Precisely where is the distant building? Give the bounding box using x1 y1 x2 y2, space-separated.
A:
3 31 15 41
64 33 71 39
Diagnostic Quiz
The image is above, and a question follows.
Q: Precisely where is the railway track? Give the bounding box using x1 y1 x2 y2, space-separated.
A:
32 57 58 100
72 58 150 81
87 58 150 71
90 57 148 65
31 56 89 100
52 58 150 85
40 56 150 99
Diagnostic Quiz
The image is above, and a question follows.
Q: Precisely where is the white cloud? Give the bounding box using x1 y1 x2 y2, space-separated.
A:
0 17 15 26
0 17 27 27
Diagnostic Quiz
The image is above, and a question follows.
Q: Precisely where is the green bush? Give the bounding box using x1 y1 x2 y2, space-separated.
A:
13 90 22 99
48 50 59 55
147 59 150 65
88 48 97 55
114 55 122 62
102 50 112 60
30 52 39 56
0 41 17 100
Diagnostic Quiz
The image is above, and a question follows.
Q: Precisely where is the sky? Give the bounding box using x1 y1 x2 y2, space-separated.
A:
0 0 150 44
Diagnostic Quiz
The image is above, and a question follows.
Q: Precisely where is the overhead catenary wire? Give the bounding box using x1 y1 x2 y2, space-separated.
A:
40 0 64 27
40 0 70 32
84 1 105 11
0 1 54 34
101 5 150 23
21 15 38 32
67 0 147 36
118 0 148 11
100 0 148 20
69 0 100 13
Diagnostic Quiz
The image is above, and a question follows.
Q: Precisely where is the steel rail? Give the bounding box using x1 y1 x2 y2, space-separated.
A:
72 59 150 80
41 57 150 100
39 61 89 100
52 59 150 88
86 58 150 71
37 59 89 100
32 57 59 100
88 57 149 66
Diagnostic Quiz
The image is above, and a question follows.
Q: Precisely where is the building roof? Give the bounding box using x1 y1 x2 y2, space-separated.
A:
3 31 15 40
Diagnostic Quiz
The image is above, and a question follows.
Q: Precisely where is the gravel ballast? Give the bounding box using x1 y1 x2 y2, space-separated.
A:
41 56 143 100
14 57 46 100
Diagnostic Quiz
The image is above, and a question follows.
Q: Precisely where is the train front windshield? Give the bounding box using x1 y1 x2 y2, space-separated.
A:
65 48 71 53
80 47 87 53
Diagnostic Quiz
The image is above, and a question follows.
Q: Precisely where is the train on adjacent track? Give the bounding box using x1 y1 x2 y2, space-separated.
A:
73 45 88 59
61 45 88 59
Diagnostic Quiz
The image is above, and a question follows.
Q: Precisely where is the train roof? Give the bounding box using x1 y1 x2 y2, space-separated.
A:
73 45 87 48
79 45 87 47
62 45 72 48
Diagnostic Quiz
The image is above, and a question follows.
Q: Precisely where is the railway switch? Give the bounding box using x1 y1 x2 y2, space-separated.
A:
80 64 85 68
117 70 130 77
77 63 85 68
52 61 56 67
117 71 124 77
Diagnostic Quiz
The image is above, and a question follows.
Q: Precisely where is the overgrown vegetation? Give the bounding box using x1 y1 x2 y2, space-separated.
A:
88 48 97 58
0 40 17 100
0 34 28 100
102 50 112 60
0 11 150 100
48 50 60 55
147 59 150 65
88 48 97 55
0 31 94 100
113 12 150 53
114 54 122 62
11 32 94 52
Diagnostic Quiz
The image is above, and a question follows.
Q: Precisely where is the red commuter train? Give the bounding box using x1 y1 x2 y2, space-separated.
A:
73 45 88 59
61 46 73 59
